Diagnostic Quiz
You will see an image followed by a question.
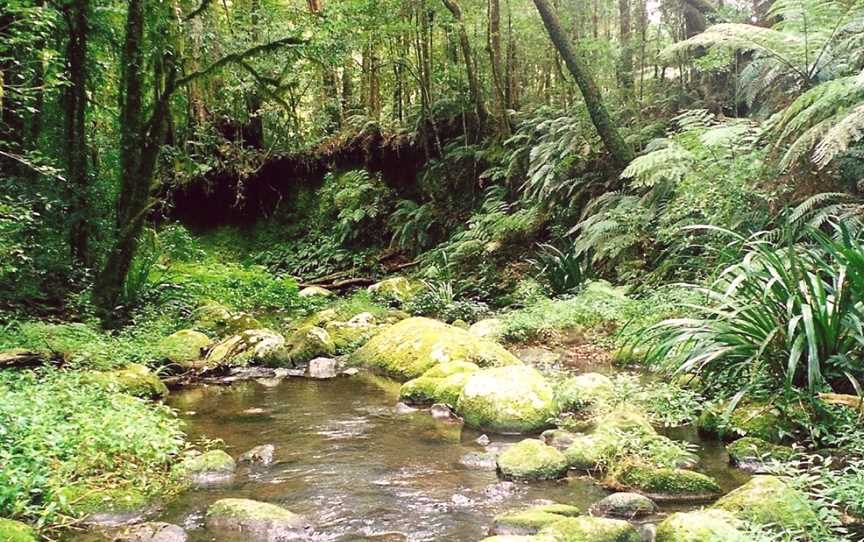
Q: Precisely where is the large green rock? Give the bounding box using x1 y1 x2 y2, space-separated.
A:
656 510 747 542
399 361 480 407
57 484 150 524
351 317 521 380
324 313 381 353
493 504 581 535
606 462 721 501
205 498 310 541
457 365 555 433
713 475 820 533
538 516 641 542
0 519 37 542
497 439 569 480
159 329 210 367
697 401 795 443
589 492 657 519
86 363 168 399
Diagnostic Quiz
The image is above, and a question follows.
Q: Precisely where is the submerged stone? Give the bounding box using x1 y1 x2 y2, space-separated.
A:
655 510 746 542
352 317 521 380
205 498 311 541
86 363 168 399
459 451 499 470
457 365 555 433
713 475 820 533
726 437 793 472
537 516 641 542
492 503 581 535
174 450 236 486
0 518 37 542
588 492 657 519
111 522 188 542
496 439 569 481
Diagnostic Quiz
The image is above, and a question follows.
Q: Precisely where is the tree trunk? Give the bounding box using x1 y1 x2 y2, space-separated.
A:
618 0 634 93
441 0 486 136
531 0 634 168
487 0 510 134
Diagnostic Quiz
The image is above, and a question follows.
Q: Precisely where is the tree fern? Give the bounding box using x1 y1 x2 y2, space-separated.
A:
813 103 864 167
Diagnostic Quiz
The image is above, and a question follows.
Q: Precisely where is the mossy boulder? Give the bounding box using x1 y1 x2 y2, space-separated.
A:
497 439 569 480
399 361 480 407
57 484 150 525
298 285 333 298
205 498 311 541
194 303 260 335
555 373 614 412
564 434 606 470
606 462 721 501
656 510 747 542
727 437 794 472
351 317 521 380
713 475 820 533
0 519 37 542
537 516 641 542
493 503 581 535
324 313 380 353
159 329 210 367
174 450 236 485
589 492 657 519
697 401 795 443
87 364 168 399
457 365 555 433
205 329 288 367
368 277 420 303
282 326 336 364
541 429 578 450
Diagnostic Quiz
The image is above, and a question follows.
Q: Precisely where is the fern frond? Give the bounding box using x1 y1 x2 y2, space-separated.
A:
813 103 864 167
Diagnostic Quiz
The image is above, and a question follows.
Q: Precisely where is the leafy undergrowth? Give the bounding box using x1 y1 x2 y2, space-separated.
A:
0 370 184 530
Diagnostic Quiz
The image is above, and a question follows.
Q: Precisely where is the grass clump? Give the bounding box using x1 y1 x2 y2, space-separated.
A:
0 369 185 527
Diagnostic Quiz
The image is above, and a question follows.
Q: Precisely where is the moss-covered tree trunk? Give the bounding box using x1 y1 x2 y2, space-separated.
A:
531 0 634 169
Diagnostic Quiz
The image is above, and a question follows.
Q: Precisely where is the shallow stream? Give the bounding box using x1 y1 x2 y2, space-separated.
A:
151 374 750 541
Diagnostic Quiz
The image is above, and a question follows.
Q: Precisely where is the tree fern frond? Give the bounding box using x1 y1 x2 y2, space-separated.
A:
778 116 835 170
813 103 864 167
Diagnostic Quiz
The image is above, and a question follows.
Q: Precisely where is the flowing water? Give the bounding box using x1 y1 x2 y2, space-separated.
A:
154 374 750 542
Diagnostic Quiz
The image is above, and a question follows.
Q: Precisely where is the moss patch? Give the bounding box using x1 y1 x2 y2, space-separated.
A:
57 483 149 517
399 361 480 407
0 519 38 542
727 437 793 468
159 329 210 366
352 317 521 380
713 475 820 533
607 462 721 500
538 516 641 542
494 503 581 534
85 363 168 399
555 373 614 413
497 439 569 480
697 401 796 443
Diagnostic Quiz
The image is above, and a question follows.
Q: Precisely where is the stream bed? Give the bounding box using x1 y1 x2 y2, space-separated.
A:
154 374 750 541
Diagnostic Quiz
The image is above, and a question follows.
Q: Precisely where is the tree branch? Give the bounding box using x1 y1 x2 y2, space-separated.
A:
183 0 213 21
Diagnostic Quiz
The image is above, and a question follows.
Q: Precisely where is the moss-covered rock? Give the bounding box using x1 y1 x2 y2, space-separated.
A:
300 308 339 328
86 364 168 399
493 504 581 535
564 435 606 470
324 314 380 353
555 373 614 413
606 462 721 501
159 329 210 367
205 329 288 367
588 492 657 519
174 450 236 485
298 285 333 298
497 439 569 480
279 325 336 364
194 303 261 335
697 401 795 443
541 429 578 450
368 277 420 304
352 317 521 380
713 475 820 533
399 361 480 407
457 365 555 433
537 516 641 542
57 484 150 524
205 498 310 541
726 437 794 472
0 519 37 542
655 510 747 542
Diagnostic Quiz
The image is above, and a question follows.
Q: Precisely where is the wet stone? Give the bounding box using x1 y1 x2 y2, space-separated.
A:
394 402 418 414
589 492 658 519
476 434 491 446
459 451 499 471
111 522 188 542
430 403 461 421
308 357 338 379
239 444 276 466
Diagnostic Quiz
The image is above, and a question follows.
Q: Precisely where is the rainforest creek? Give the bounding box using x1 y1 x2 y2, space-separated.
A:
3 0 864 541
